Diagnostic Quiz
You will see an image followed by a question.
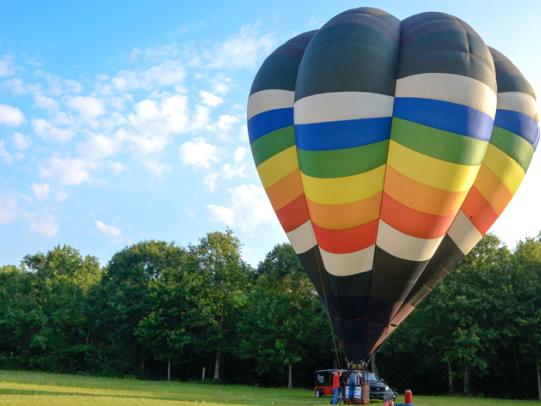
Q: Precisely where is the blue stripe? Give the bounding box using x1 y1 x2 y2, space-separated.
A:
494 109 540 148
295 117 391 151
248 108 293 143
393 97 494 141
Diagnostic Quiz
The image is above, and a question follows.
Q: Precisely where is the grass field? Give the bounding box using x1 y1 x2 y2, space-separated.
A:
0 370 537 406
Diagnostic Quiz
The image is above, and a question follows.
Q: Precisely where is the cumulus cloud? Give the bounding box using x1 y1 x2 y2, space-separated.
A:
0 141 13 165
179 138 219 169
32 183 50 199
0 194 19 223
207 184 276 233
199 90 223 107
111 60 185 92
207 26 275 69
208 204 236 227
30 217 59 237
33 118 75 142
0 55 16 77
67 96 105 119
11 132 31 150
39 156 96 186
0 104 25 126
95 220 123 238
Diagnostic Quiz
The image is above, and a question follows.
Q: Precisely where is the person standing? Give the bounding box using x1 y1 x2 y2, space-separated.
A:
330 370 342 404
348 369 357 402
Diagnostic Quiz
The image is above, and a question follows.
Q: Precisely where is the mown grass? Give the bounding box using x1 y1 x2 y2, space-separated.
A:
0 370 537 405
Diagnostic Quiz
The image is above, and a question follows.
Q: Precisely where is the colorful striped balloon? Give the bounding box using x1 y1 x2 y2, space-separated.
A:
247 8 539 361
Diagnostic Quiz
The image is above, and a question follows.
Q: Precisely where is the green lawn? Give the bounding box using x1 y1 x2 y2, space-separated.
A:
0 370 537 406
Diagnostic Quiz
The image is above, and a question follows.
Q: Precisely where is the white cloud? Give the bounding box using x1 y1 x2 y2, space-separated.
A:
39 156 96 186
32 183 50 199
143 159 170 178
208 184 276 233
30 217 59 237
109 161 124 174
95 220 123 238
34 92 59 110
0 55 16 77
0 141 13 165
208 204 236 227
0 104 25 126
179 138 219 169
11 132 31 150
215 114 239 140
33 118 75 142
207 26 275 70
0 194 19 223
222 146 248 179
111 60 185 92
199 90 223 107
67 96 105 119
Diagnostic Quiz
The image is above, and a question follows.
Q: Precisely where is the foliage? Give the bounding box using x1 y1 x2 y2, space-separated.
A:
0 232 540 399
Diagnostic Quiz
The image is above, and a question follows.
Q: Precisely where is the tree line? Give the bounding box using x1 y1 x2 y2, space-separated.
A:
0 231 539 399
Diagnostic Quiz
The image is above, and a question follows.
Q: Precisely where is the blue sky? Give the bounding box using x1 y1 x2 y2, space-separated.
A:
1 0 540 267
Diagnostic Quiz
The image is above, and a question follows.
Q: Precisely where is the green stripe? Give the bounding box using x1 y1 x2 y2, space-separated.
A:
298 140 388 178
391 118 487 165
250 126 295 166
490 126 534 171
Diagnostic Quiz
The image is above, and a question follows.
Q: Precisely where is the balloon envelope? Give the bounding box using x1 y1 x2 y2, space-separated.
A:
247 7 539 361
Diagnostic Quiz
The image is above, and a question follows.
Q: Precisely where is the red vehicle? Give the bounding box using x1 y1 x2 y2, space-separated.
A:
314 369 345 397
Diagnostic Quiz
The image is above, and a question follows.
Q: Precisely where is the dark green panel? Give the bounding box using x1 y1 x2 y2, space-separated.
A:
297 140 388 178
250 126 295 166
391 118 488 165
398 13 496 91
490 47 536 97
295 8 401 99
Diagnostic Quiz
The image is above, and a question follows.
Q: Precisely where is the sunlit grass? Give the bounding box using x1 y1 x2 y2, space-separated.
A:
0 370 537 405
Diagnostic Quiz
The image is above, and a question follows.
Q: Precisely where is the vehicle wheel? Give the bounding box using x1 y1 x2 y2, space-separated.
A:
315 388 323 398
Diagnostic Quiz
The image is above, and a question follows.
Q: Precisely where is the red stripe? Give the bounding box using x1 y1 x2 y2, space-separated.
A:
461 187 499 234
380 193 455 238
312 220 378 254
275 194 310 232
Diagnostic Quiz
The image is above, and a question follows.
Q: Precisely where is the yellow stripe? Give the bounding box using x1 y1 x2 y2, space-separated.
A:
483 143 525 194
474 165 514 214
256 146 298 188
388 140 479 192
300 165 385 205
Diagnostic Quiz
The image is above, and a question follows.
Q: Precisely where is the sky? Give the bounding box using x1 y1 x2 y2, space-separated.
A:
1 0 540 267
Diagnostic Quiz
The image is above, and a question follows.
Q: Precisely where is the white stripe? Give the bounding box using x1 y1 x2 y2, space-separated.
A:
395 73 497 118
247 90 294 120
447 210 483 255
376 220 444 262
286 220 317 254
294 92 394 124
497 92 539 121
319 246 374 276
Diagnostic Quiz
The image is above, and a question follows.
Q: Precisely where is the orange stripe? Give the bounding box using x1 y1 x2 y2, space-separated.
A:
474 165 514 214
461 187 499 234
265 168 303 211
384 166 467 216
306 193 382 230
312 220 378 254
275 194 310 232
380 193 456 238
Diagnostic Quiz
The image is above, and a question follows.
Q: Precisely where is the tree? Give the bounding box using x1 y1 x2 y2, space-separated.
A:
189 230 252 381
90 241 186 376
239 244 332 388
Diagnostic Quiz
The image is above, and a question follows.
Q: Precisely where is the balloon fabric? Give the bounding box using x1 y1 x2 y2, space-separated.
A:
247 8 539 361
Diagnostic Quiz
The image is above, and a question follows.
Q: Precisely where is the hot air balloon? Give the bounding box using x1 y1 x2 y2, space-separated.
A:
247 7 539 363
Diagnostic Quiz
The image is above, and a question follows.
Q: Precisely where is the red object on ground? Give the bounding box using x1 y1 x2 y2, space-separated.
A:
405 389 413 404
